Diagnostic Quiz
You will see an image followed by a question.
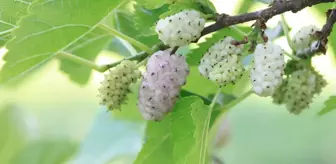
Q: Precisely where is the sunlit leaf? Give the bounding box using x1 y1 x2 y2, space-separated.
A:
0 0 34 46
0 0 124 85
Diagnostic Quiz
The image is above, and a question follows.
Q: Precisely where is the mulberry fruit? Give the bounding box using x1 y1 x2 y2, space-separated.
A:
198 37 245 86
292 25 319 56
250 42 285 97
99 60 142 110
284 69 316 114
272 79 287 104
138 50 189 121
312 70 327 94
155 10 205 47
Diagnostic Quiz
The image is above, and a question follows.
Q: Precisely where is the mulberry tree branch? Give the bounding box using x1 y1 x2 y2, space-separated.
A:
201 0 335 36
320 8 336 39
313 8 336 54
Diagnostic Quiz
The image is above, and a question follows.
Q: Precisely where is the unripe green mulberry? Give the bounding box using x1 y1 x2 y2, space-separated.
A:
284 69 316 114
198 37 245 86
312 70 327 94
99 60 141 110
272 79 287 105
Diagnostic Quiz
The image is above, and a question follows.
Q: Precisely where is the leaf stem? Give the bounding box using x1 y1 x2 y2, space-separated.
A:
222 90 252 110
200 88 222 164
210 89 222 110
57 51 105 72
283 50 301 61
98 23 154 54
231 26 247 38
57 51 150 72
281 14 295 50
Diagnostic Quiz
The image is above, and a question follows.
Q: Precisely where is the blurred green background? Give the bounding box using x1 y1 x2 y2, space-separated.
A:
1 0 336 164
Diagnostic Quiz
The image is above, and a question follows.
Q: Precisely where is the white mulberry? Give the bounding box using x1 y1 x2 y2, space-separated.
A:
155 10 205 47
292 25 319 56
284 69 316 114
198 37 245 86
138 50 189 121
250 42 285 97
99 60 141 110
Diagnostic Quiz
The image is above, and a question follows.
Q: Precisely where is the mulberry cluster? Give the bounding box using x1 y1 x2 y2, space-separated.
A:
272 60 327 114
292 25 319 56
250 42 285 97
138 50 189 121
99 60 141 110
198 37 245 86
155 10 205 47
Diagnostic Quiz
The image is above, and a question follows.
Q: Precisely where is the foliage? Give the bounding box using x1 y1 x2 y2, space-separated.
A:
134 96 209 164
0 0 335 164
318 96 336 115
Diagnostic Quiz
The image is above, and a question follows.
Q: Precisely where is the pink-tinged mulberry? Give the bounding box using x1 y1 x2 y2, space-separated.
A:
138 50 189 121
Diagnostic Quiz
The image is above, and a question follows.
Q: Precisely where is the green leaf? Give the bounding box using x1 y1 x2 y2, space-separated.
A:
114 82 145 122
107 37 135 57
104 2 160 49
59 27 111 85
0 0 34 46
186 98 209 164
318 96 336 115
159 0 216 18
187 27 246 65
0 0 124 85
159 2 203 18
134 4 169 36
232 70 252 97
170 97 199 163
183 66 218 96
0 104 29 164
11 140 78 164
133 116 174 164
196 0 217 15
134 96 209 164
135 0 167 10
